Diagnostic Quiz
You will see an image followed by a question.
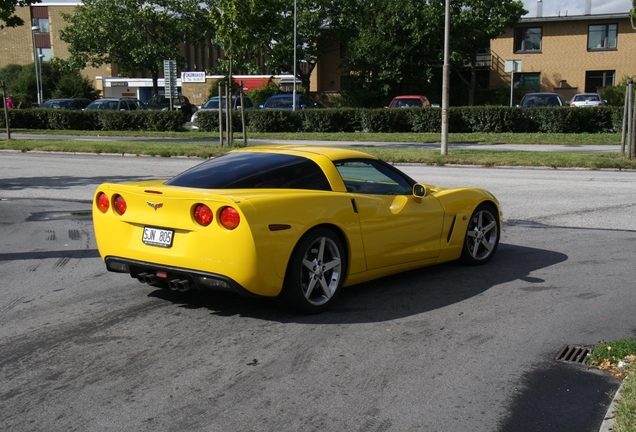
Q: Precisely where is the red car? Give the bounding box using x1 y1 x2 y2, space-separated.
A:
388 95 431 108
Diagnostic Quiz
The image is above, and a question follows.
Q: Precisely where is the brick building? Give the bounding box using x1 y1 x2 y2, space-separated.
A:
0 1 341 105
489 11 636 102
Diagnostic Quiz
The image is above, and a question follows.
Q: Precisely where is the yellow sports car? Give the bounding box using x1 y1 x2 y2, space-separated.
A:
93 145 501 313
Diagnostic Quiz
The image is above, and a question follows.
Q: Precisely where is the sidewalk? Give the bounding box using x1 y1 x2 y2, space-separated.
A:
0 132 622 153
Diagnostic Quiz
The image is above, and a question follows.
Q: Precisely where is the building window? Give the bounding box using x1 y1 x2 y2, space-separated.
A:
514 27 542 52
588 24 617 50
513 73 540 92
585 70 615 92
31 17 49 33
37 47 52 62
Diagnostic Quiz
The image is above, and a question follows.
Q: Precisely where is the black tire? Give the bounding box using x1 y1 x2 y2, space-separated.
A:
282 227 345 314
460 203 500 265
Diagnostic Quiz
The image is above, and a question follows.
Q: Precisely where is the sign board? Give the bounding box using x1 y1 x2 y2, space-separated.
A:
181 71 206 83
504 60 522 73
163 59 178 99
110 82 129 87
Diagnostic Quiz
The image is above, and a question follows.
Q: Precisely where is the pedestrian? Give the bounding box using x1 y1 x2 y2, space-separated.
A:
6 95 15 109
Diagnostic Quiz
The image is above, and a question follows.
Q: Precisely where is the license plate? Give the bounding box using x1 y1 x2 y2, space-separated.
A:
142 227 173 248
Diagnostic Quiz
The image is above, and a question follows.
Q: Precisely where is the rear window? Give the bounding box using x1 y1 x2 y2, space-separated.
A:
166 152 332 191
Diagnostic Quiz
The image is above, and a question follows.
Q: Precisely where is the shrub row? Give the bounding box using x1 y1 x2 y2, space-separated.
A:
2 106 624 134
2 109 186 132
196 106 624 134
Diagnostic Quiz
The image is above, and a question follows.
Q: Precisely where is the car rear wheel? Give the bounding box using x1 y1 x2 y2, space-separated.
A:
461 203 500 265
283 228 345 313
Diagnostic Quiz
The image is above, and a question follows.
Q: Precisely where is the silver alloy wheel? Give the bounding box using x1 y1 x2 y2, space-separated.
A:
300 236 342 306
466 207 499 261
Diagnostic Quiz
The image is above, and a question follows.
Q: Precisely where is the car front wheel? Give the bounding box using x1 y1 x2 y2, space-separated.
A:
461 203 500 265
283 228 345 313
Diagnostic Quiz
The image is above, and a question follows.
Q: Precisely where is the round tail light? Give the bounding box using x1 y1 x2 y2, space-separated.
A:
194 204 213 226
220 206 240 230
96 192 110 213
113 194 127 215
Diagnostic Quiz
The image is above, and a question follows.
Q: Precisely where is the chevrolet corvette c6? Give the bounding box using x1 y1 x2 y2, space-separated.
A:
93 145 501 313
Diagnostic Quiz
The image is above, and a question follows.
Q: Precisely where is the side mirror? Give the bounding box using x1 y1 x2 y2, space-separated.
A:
412 183 430 203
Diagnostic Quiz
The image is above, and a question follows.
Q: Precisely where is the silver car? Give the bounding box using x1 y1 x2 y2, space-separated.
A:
568 93 605 107
190 95 255 125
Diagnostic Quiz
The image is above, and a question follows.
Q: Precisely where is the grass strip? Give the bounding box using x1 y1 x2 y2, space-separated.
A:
588 339 636 432
1 138 635 169
6 130 623 145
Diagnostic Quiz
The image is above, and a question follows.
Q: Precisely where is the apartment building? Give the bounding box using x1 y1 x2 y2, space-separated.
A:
490 11 636 102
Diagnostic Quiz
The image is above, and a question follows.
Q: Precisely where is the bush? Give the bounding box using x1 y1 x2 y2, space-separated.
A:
246 82 280 107
2 105 624 134
247 110 302 133
47 109 98 130
299 108 360 132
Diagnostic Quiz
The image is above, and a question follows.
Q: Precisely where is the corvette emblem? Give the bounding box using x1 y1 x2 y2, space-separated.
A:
147 201 164 211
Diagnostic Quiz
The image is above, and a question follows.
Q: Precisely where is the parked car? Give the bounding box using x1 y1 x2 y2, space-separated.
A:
387 95 431 108
190 95 255 124
92 145 501 313
519 93 564 108
84 97 148 111
146 94 195 118
567 93 605 107
39 98 93 110
259 94 314 110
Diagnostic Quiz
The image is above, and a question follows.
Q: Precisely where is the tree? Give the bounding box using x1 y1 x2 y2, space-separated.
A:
262 0 351 94
60 0 213 95
206 0 352 94
339 0 526 107
206 0 278 76
449 0 526 105
0 59 100 106
1 0 40 30
338 0 440 106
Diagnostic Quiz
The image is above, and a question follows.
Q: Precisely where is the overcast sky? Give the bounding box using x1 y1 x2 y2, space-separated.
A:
522 0 631 17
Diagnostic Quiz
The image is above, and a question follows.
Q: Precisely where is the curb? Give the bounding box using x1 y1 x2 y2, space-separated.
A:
599 381 624 432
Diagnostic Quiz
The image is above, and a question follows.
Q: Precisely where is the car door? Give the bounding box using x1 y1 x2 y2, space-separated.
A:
335 159 444 270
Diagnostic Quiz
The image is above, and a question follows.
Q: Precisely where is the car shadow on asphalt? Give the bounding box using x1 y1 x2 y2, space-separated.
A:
148 241 568 324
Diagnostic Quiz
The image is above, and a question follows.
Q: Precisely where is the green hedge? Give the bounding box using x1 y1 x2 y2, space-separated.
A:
2 106 624 134
1 109 186 132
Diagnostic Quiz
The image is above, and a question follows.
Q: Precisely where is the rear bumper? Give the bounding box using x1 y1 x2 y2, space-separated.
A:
105 256 262 298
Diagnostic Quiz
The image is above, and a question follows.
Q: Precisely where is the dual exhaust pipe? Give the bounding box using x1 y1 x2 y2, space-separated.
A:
136 272 191 292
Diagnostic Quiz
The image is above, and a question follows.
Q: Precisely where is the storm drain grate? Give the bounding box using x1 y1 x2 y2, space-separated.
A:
555 344 591 364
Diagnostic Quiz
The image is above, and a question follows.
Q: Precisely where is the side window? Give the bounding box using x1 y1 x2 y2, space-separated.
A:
335 160 413 195
126 100 136 111
514 27 542 53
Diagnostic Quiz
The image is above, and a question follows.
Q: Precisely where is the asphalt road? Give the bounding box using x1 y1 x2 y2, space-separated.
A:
1 152 635 431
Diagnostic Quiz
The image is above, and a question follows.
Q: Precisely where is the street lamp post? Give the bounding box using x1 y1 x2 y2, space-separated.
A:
38 54 45 104
292 0 297 111
440 0 450 155
31 26 41 106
